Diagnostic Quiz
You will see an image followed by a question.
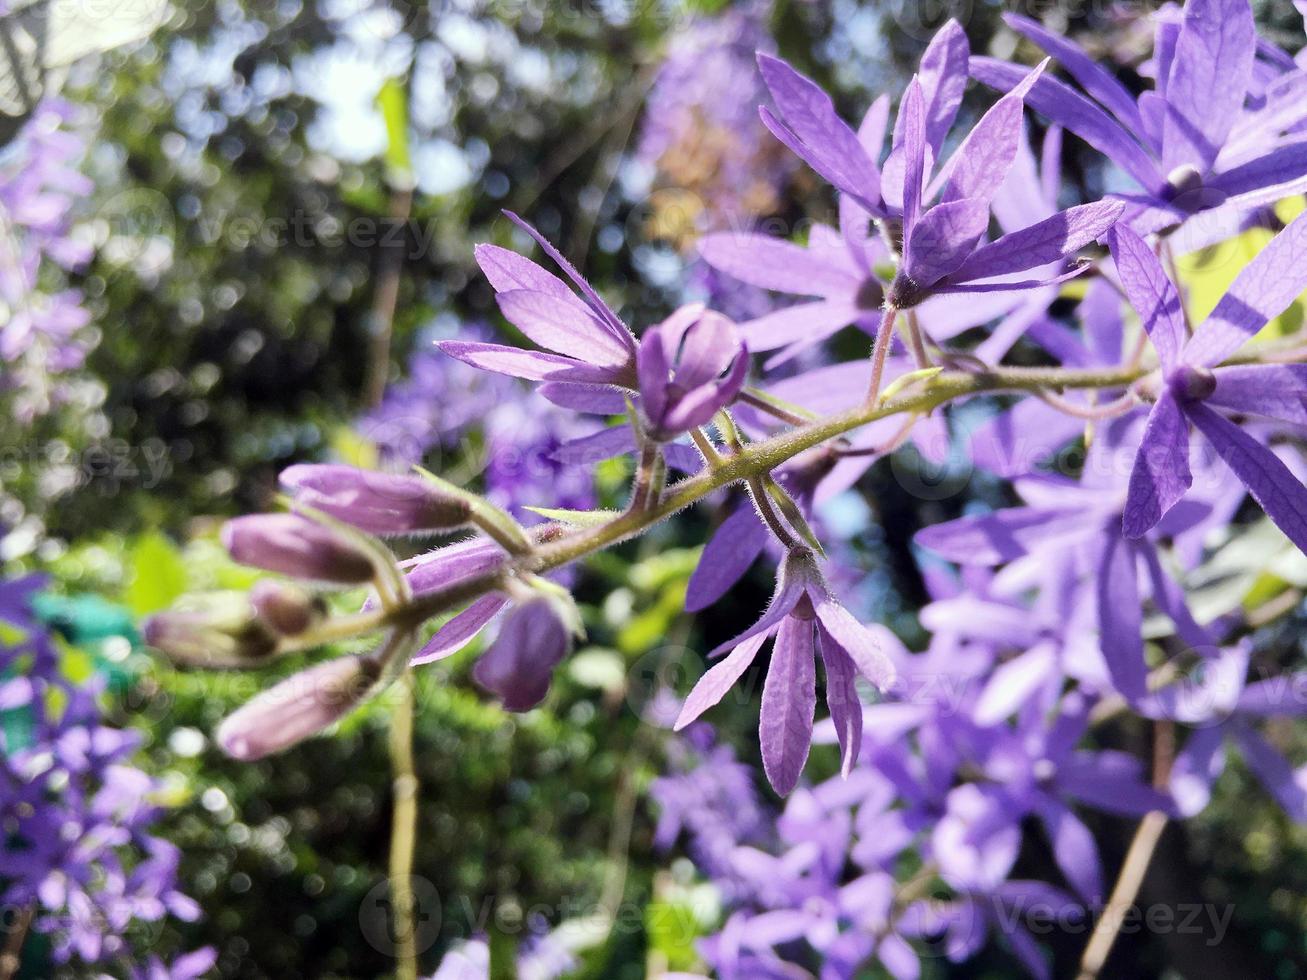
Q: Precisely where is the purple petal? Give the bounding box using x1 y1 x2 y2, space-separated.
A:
899 78 927 237
757 55 882 210
817 632 863 777
738 297 860 351
503 211 633 350
1036 799 1104 902
1096 533 1147 701
917 19 970 153
1106 224 1187 372
698 232 859 297
1161 0 1256 173
705 556 810 659
1232 727 1307 821
1208 364 1307 425
496 289 632 365
760 615 817 795
412 594 508 665
974 644 1059 724
970 56 1164 194
1205 138 1307 209
935 61 1047 205
943 201 1124 285
674 632 770 730
474 243 573 300
1187 402 1307 552
903 197 991 290
916 506 1096 565
1004 13 1145 137
1170 725 1226 817
1058 751 1172 815
1123 393 1192 538
813 597 895 689
538 382 629 414
968 398 1088 477
686 504 770 612
551 424 636 466
436 341 620 384
1184 207 1307 368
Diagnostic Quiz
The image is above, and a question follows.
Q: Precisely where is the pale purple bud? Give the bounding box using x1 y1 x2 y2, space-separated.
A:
281 464 472 535
222 514 375 584
637 305 748 441
217 655 381 760
143 593 279 668
250 580 325 636
472 599 572 711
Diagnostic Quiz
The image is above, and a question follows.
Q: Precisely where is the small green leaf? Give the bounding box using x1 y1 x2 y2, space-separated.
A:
124 532 188 616
377 78 413 186
522 506 619 528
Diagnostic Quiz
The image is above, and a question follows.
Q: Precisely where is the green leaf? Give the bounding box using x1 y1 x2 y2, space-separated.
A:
124 531 188 616
522 506 619 528
377 78 413 185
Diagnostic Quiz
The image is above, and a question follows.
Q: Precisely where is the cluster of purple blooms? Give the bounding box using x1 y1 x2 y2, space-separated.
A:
0 576 213 977
145 0 1307 975
0 100 95 421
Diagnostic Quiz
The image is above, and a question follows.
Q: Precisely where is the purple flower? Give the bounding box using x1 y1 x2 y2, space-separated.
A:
281 464 472 535
0 575 206 969
438 212 638 400
471 597 573 711
973 1 1307 237
756 28 1124 310
222 513 377 584
675 548 895 794
637 304 748 441
1106 214 1307 547
1140 642 1307 820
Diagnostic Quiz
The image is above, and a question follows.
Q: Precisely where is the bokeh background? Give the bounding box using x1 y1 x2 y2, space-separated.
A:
5 1 1307 977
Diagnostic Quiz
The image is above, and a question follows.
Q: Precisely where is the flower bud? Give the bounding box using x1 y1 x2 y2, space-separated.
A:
637 305 748 442
281 464 472 535
222 514 375 584
1167 363 1217 403
143 593 279 668
217 655 381 761
250 580 325 636
472 598 572 711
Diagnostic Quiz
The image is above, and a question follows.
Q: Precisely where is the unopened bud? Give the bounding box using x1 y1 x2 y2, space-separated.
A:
472 598 573 711
217 655 381 761
143 593 279 668
222 513 375 584
250 580 325 636
281 464 472 535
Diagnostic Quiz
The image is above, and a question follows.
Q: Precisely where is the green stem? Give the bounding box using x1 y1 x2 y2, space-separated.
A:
388 668 419 980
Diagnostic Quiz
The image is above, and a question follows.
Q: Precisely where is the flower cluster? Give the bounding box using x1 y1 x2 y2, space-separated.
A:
0 101 95 421
143 0 1307 974
0 575 213 976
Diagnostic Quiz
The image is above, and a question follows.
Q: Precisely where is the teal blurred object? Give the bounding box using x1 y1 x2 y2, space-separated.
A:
3 593 139 756
30 591 139 648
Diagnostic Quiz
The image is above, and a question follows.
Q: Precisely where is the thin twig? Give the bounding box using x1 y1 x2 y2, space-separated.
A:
1075 721 1175 980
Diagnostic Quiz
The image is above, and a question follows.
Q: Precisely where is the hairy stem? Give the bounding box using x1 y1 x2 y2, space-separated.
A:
388 668 420 980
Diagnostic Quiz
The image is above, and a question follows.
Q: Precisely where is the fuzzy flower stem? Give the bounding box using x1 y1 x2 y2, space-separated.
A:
865 304 900 406
737 388 817 426
747 476 799 549
314 351 1298 645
